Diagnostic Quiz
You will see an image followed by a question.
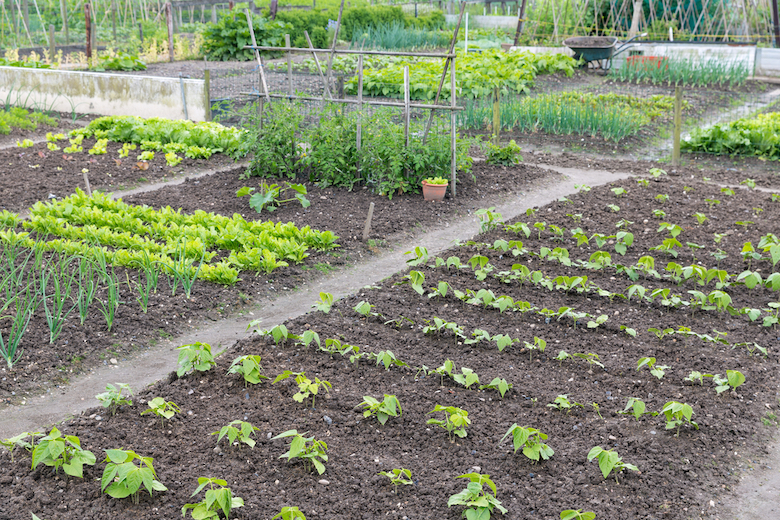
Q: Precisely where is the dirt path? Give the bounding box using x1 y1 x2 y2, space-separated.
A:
0 164 624 437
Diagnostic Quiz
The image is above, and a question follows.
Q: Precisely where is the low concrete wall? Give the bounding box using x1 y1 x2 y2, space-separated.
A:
756 48 780 78
611 43 756 72
0 67 208 121
445 14 517 29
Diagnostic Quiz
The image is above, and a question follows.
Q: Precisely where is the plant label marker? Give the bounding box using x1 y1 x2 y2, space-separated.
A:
362 202 374 242
83 170 92 197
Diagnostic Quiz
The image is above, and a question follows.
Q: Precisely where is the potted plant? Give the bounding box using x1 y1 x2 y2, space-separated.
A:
422 177 448 201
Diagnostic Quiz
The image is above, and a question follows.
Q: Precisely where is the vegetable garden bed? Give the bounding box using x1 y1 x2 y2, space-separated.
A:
2 170 780 519
0 160 557 403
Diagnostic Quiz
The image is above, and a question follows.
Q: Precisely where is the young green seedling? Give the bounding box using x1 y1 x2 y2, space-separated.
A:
555 350 571 365
273 371 331 408
354 300 380 319
547 395 584 414
523 336 546 361
561 510 596 520
272 507 307 520
636 357 669 380
500 424 554 462
273 430 328 475
479 377 513 398
662 401 698 437
453 367 480 389
141 397 180 428
211 420 260 449
713 370 746 395
1 431 40 463
227 355 269 387
101 449 167 504
618 397 656 421
181 477 244 519
176 342 216 377
313 292 334 313
31 427 96 478
95 383 133 415
572 352 604 369
448 473 507 519
427 405 471 441
378 468 413 494
359 394 402 425
587 446 639 483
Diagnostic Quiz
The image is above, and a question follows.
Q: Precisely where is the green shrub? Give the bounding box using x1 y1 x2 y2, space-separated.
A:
238 101 304 178
202 11 290 61
341 6 405 40
486 139 523 165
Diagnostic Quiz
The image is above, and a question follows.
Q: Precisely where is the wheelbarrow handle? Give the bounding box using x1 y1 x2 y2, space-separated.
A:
614 32 647 57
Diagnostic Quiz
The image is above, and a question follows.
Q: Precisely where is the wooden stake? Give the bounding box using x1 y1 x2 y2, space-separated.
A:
166 2 174 62
204 68 211 121
60 0 68 44
403 65 410 148
672 85 682 167
492 86 500 145
450 55 457 199
83 169 92 196
245 9 270 101
285 33 293 97
48 23 54 60
304 30 331 99
111 0 117 41
356 54 363 156
362 202 374 241
85 3 92 58
326 0 345 93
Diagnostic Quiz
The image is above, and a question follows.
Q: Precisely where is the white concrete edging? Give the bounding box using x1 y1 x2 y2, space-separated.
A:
0 66 208 121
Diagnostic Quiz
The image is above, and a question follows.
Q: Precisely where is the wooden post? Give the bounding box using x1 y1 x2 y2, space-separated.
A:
285 33 293 97
60 0 68 44
326 0 345 94
356 54 363 155
403 65 410 147
83 170 92 196
21 0 28 34
513 0 527 45
211 5 216 23
270 0 277 19
362 202 374 241
337 75 344 98
672 85 682 167
166 2 174 62
111 0 117 41
422 0 464 145
204 67 211 121
450 55 456 199
773 0 780 47
48 24 55 60
304 30 331 99
85 3 92 58
492 86 500 144
244 9 270 101
138 21 143 45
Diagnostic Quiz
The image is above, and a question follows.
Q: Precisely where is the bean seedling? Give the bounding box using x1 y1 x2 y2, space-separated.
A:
181 477 244 519
427 405 471 441
95 383 133 415
211 420 260 449
176 342 216 377
378 468 413 494
636 357 669 380
31 427 96 478
547 395 584 413
273 430 328 475
359 394 402 425
272 506 307 520
1 431 40 462
523 336 547 361
101 449 167 504
618 397 657 421
561 509 596 520
587 446 639 483
662 401 698 436
500 424 554 462
227 355 269 387
448 473 507 519
273 371 332 408
479 377 513 398
713 370 746 395
141 397 180 428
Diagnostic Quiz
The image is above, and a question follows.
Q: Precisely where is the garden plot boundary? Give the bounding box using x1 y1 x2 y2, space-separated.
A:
239 2 467 195
0 164 624 439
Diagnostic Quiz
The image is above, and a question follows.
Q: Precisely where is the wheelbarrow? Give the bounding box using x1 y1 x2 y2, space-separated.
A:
563 33 647 70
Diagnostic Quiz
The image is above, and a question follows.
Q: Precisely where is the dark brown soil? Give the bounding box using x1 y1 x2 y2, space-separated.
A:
0 158 558 402
1 174 777 520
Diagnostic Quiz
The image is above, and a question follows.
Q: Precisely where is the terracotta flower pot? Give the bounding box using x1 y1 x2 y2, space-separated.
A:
422 180 448 201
